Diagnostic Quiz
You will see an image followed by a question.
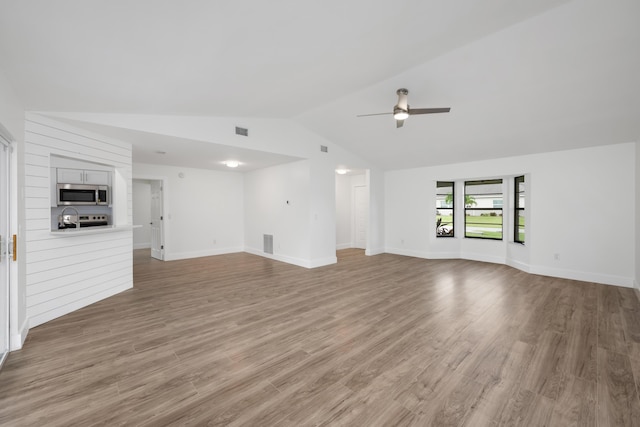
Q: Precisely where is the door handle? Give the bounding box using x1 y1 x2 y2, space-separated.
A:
12 234 16 261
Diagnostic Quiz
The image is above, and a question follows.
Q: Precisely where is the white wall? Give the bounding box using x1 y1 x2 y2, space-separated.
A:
0 69 27 349
132 180 151 249
244 160 312 267
386 142 636 287
133 163 244 260
48 113 384 268
24 113 133 328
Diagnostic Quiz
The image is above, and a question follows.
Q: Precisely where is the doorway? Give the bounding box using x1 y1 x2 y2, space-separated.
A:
335 170 369 254
132 179 164 260
0 127 13 367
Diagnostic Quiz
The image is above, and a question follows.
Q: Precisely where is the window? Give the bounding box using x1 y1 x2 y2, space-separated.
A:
514 175 525 244
465 179 503 239
436 181 454 237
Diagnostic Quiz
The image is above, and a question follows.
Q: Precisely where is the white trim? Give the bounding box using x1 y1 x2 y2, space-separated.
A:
164 247 244 261
10 317 28 351
244 247 311 268
132 175 169 262
506 258 531 273
309 256 337 268
462 251 506 265
244 247 336 269
385 246 635 288
529 265 634 288
365 247 385 256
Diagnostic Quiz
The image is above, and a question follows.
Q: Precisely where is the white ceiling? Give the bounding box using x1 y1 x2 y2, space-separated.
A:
49 117 303 172
0 0 638 170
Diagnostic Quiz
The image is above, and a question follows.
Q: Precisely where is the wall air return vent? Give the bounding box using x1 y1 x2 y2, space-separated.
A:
263 234 274 254
235 126 249 136
320 145 328 153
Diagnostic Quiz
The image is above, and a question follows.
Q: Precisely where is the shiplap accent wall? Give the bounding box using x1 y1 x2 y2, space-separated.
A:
24 113 133 327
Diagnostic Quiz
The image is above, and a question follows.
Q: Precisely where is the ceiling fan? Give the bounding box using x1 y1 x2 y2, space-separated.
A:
357 88 450 128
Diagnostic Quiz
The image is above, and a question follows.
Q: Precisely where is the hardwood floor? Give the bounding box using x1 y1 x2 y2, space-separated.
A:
1 249 640 426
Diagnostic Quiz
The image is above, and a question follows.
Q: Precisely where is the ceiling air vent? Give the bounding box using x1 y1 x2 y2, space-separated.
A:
320 145 328 153
235 126 249 136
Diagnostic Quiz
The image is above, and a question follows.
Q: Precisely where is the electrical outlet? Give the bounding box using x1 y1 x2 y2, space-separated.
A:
401 239 405 245
213 239 217 245
554 253 560 261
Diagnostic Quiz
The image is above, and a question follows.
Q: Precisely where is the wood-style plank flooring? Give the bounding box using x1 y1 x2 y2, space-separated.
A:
1 249 640 426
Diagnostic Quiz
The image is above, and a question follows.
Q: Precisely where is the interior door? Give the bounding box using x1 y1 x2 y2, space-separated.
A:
354 185 368 249
150 180 164 260
0 136 11 368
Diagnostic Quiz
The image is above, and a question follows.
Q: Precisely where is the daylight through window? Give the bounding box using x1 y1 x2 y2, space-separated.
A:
464 179 503 240
514 175 525 244
436 181 454 237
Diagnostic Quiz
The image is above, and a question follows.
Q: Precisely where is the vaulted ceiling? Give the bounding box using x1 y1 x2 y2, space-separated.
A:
0 0 638 170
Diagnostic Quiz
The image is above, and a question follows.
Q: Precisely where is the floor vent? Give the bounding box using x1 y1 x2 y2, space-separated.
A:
263 234 274 254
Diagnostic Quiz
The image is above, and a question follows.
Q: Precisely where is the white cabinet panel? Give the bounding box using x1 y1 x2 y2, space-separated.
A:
57 168 110 185
84 170 109 185
57 168 84 184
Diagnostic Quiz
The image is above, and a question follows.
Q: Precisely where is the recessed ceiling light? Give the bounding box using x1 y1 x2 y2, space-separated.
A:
225 160 240 168
336 169 349 175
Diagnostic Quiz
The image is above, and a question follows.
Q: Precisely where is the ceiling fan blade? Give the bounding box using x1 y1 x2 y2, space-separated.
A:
396 119 404 128
409 107 451 115
357 112 392 117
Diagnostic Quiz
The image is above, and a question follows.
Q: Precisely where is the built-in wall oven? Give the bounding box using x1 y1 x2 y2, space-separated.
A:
57 184 110 206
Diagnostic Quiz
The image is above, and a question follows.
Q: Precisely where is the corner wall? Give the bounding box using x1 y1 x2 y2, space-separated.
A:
244 160 312 267
385 142 636 287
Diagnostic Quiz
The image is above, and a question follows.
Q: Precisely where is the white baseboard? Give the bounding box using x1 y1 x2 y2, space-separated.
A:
384 247 633 288
530 265 634 288
506 258 531 273
309 256 337 268
384 247 427 258
133 242 151 250
10 317 29 351
244 247 336 269
384 247 460 259
164 247 244 261
365 247 385 256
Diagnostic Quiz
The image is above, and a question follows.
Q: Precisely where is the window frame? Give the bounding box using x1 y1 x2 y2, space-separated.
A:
514 175 525 244
436 181 455 238
464 179 504 240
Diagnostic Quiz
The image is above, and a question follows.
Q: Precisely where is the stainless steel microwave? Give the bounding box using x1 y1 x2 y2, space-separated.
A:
57 183 110 206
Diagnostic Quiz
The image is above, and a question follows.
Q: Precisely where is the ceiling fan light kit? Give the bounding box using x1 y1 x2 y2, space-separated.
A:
358 88 451 128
